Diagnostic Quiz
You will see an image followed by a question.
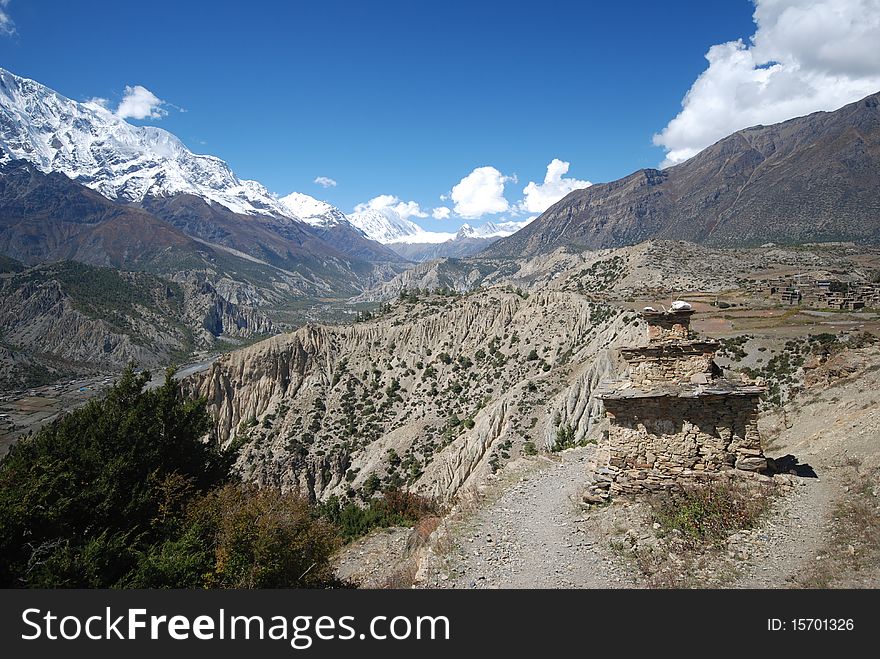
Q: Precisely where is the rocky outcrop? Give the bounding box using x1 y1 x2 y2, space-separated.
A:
0 279 165 368
0 263 275 379
181 238 880 506
540 342 625 449
185 287 637 502
352 247 590 303
178 274 275 342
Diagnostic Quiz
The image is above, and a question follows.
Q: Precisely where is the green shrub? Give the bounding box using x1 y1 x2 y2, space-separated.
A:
650 482 772 547
0 366 224 587
0 365 341 589
363 473 381 495
552 423 577 451
317 489 438 542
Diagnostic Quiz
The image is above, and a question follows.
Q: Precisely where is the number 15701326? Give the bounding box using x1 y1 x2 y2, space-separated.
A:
768 618 854 631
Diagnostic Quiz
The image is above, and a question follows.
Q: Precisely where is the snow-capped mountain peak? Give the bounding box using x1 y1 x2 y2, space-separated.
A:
347 207 451 244
0 67 292 218
455 223 476 239
454 219 534 241
348 206 535 246
278 191 351 228
0 67 537 250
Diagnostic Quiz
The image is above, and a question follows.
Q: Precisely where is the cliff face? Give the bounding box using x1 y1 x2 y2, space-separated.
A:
185 286 638 502
0 263 274 384
0 279 161 367
178 275 275 342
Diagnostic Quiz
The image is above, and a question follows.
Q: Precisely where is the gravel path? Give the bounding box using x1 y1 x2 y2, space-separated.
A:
423 448 846 589
429 448 636 588
728 472 836 588
415 364 880 590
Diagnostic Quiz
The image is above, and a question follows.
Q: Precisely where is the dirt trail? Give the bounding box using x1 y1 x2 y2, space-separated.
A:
728 473 836 588
423 448 844 590
424 448 637 588
415 353 880 590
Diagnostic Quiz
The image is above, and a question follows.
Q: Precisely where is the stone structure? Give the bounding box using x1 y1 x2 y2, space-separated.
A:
585 305 767 501
759 275 880 310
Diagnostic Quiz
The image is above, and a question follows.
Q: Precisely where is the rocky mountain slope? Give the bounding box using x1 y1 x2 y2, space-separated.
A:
0 259 273 389
486 92 880 257
364 233 880 303
137 191 396 287
388 237 498 262
0 158 199 269
182 240 880 515
0 158 378 300
184 285 637 503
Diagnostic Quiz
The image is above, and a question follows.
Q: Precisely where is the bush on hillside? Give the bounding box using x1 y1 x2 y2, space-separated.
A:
0 365 341 588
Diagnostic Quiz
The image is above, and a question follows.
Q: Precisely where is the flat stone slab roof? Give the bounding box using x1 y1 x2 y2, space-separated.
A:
620 340 720 357
596 379 765 400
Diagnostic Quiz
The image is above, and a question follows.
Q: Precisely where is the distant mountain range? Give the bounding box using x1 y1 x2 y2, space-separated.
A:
487 91 880 258
4 63 879 342
346 207 533 261
0 67 412 292
0 67 530 268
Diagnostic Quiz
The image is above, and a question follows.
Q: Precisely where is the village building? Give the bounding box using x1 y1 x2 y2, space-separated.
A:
585 303 768 502
756 274 880 309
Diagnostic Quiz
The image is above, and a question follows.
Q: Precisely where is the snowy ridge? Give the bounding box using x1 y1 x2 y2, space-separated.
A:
278 191 351 228
455 219 535 240
348 207 533 245
347 208 451 244
0 67 293 219
0 67 536 248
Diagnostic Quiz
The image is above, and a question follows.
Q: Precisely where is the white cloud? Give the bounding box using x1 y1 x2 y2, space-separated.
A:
450 166 512 219
116 85 168 120
654 0 880 167
393 200 428 221
0 0 15 36
521 159 591 213
432 206 451 220
353 194 428 221
314 176 337 188
85 97 110 109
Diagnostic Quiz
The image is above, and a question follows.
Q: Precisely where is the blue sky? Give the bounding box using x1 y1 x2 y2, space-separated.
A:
2 0 878 231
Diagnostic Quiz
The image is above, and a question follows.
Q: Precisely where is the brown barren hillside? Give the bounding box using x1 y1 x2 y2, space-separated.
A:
487 92 880 257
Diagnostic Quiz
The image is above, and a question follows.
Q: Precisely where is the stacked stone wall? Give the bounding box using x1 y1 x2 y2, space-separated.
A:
590 395 766 497
625 352 714 385
646 315 691 342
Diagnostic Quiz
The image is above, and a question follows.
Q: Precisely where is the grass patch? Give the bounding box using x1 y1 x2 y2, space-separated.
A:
650 481 773 547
